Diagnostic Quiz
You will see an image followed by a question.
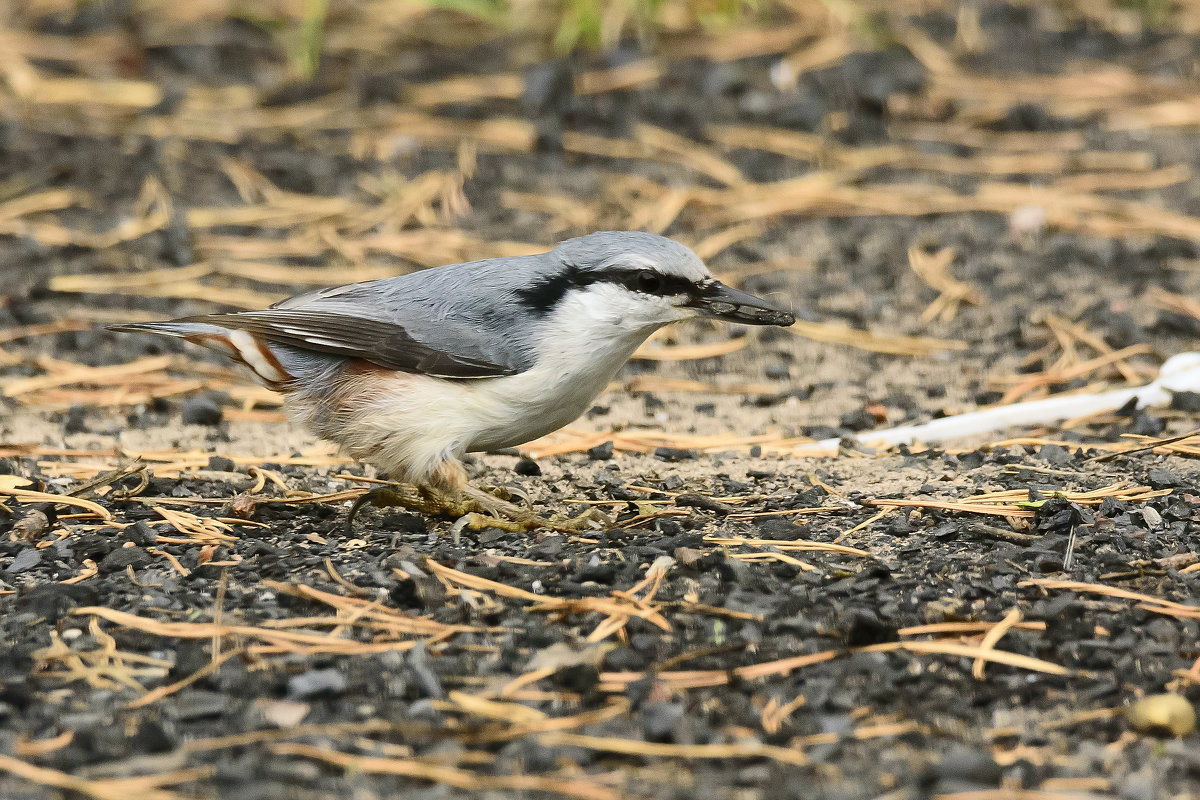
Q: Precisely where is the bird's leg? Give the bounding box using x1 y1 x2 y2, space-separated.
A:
344 460 612 534
457 484 614 533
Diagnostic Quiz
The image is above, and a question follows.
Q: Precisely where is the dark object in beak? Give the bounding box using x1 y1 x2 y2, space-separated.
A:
689 282 796 326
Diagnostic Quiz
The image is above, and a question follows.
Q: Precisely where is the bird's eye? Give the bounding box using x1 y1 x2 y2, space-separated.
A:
635 270 663 293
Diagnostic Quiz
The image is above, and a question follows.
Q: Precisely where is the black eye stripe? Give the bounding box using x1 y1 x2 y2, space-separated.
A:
611 268 693 296
517 266 701 314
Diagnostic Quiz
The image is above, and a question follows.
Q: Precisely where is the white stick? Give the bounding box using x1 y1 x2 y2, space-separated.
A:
806 352 1200 453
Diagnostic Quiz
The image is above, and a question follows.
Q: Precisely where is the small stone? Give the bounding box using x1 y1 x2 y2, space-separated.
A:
130 719 176 753
5 547 42 574
17 583 98 620
207 455 236 472
1119 769 1158 800
1140 507 1163 529
181 396 223 426
261 700 311 728
11 510 50 542
125 521 158 546
1038 444 1071 466
172 690 227 720
1009 204 1047 237
654 447 698 462
839 408 876 432
1147 468 1181 489
1124 693 1196 736
642 702 685 742
98 546 151 573
603 646 647 671
63 403 88 435
934 745 1001 784
587 441 614 461
514 458 542 476
288 668 347 699
765 363 791 380
661 474 684 491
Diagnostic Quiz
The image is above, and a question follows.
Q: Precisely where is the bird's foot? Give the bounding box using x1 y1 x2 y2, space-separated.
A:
459 485 612 533
345 483 611 536
476 483 531 508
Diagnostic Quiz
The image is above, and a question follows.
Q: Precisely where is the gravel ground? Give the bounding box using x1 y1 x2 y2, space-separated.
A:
2 2 1200 799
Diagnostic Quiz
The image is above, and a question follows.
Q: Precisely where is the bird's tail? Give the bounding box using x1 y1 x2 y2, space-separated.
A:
108 319 293 388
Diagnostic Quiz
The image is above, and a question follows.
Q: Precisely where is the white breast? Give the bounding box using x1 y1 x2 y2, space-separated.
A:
463 284 679 451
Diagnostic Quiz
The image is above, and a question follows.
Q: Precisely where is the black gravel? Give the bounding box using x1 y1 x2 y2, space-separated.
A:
2 2 1200 799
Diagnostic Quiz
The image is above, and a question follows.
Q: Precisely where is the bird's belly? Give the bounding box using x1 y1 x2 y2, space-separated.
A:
463 356 626 452
290 336 639 473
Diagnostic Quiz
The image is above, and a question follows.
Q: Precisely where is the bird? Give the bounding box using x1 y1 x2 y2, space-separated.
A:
110 231 796 532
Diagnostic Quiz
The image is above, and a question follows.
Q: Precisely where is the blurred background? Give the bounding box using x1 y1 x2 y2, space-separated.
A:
6 6 1200 799
5 0 1200 447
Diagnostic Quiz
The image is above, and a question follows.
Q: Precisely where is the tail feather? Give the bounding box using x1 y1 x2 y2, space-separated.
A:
107 321 230 338
109 319 293 388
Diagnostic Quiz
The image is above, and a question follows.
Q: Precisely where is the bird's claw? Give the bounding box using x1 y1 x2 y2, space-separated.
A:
345 483 610 536
479 483 532 508
450 512 531 544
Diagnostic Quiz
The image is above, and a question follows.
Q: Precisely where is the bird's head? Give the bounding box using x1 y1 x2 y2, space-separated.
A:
520 231 796 338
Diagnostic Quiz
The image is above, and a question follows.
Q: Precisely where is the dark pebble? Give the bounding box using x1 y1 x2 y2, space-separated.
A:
765 363 791 380
63 403 88 435
181 396 223 426
1154 311 1200 337
17 583 98 620
553 663 599 694
1038 444 1071 466
207 455 236 472
642 702 685 742
839 408 876 431
674 493 735 515
71 533 117 561
5 547 41 574
587 441 614 460
131 719 177 753
1130 413 1165 437
1147 468 1181 489
772 90 827 131
841 608 898 646
654 447 699 462
98 546 152 573
125 521 158 546
170 690 227 721
756 518 805 540
935 745 1002 784
603 646 647 671
514 458 542 476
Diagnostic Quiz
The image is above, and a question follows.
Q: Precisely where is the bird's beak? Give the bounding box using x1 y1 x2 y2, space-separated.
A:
687 281 796 326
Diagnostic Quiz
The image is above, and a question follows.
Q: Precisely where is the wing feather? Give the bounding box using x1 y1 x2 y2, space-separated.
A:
186 310 519 378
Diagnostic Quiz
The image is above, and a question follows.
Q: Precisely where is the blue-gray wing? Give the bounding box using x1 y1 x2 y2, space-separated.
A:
186 308 520 378
187 254 551 378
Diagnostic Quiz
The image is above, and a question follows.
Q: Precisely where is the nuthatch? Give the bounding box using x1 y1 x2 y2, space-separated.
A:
112 231 795 530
